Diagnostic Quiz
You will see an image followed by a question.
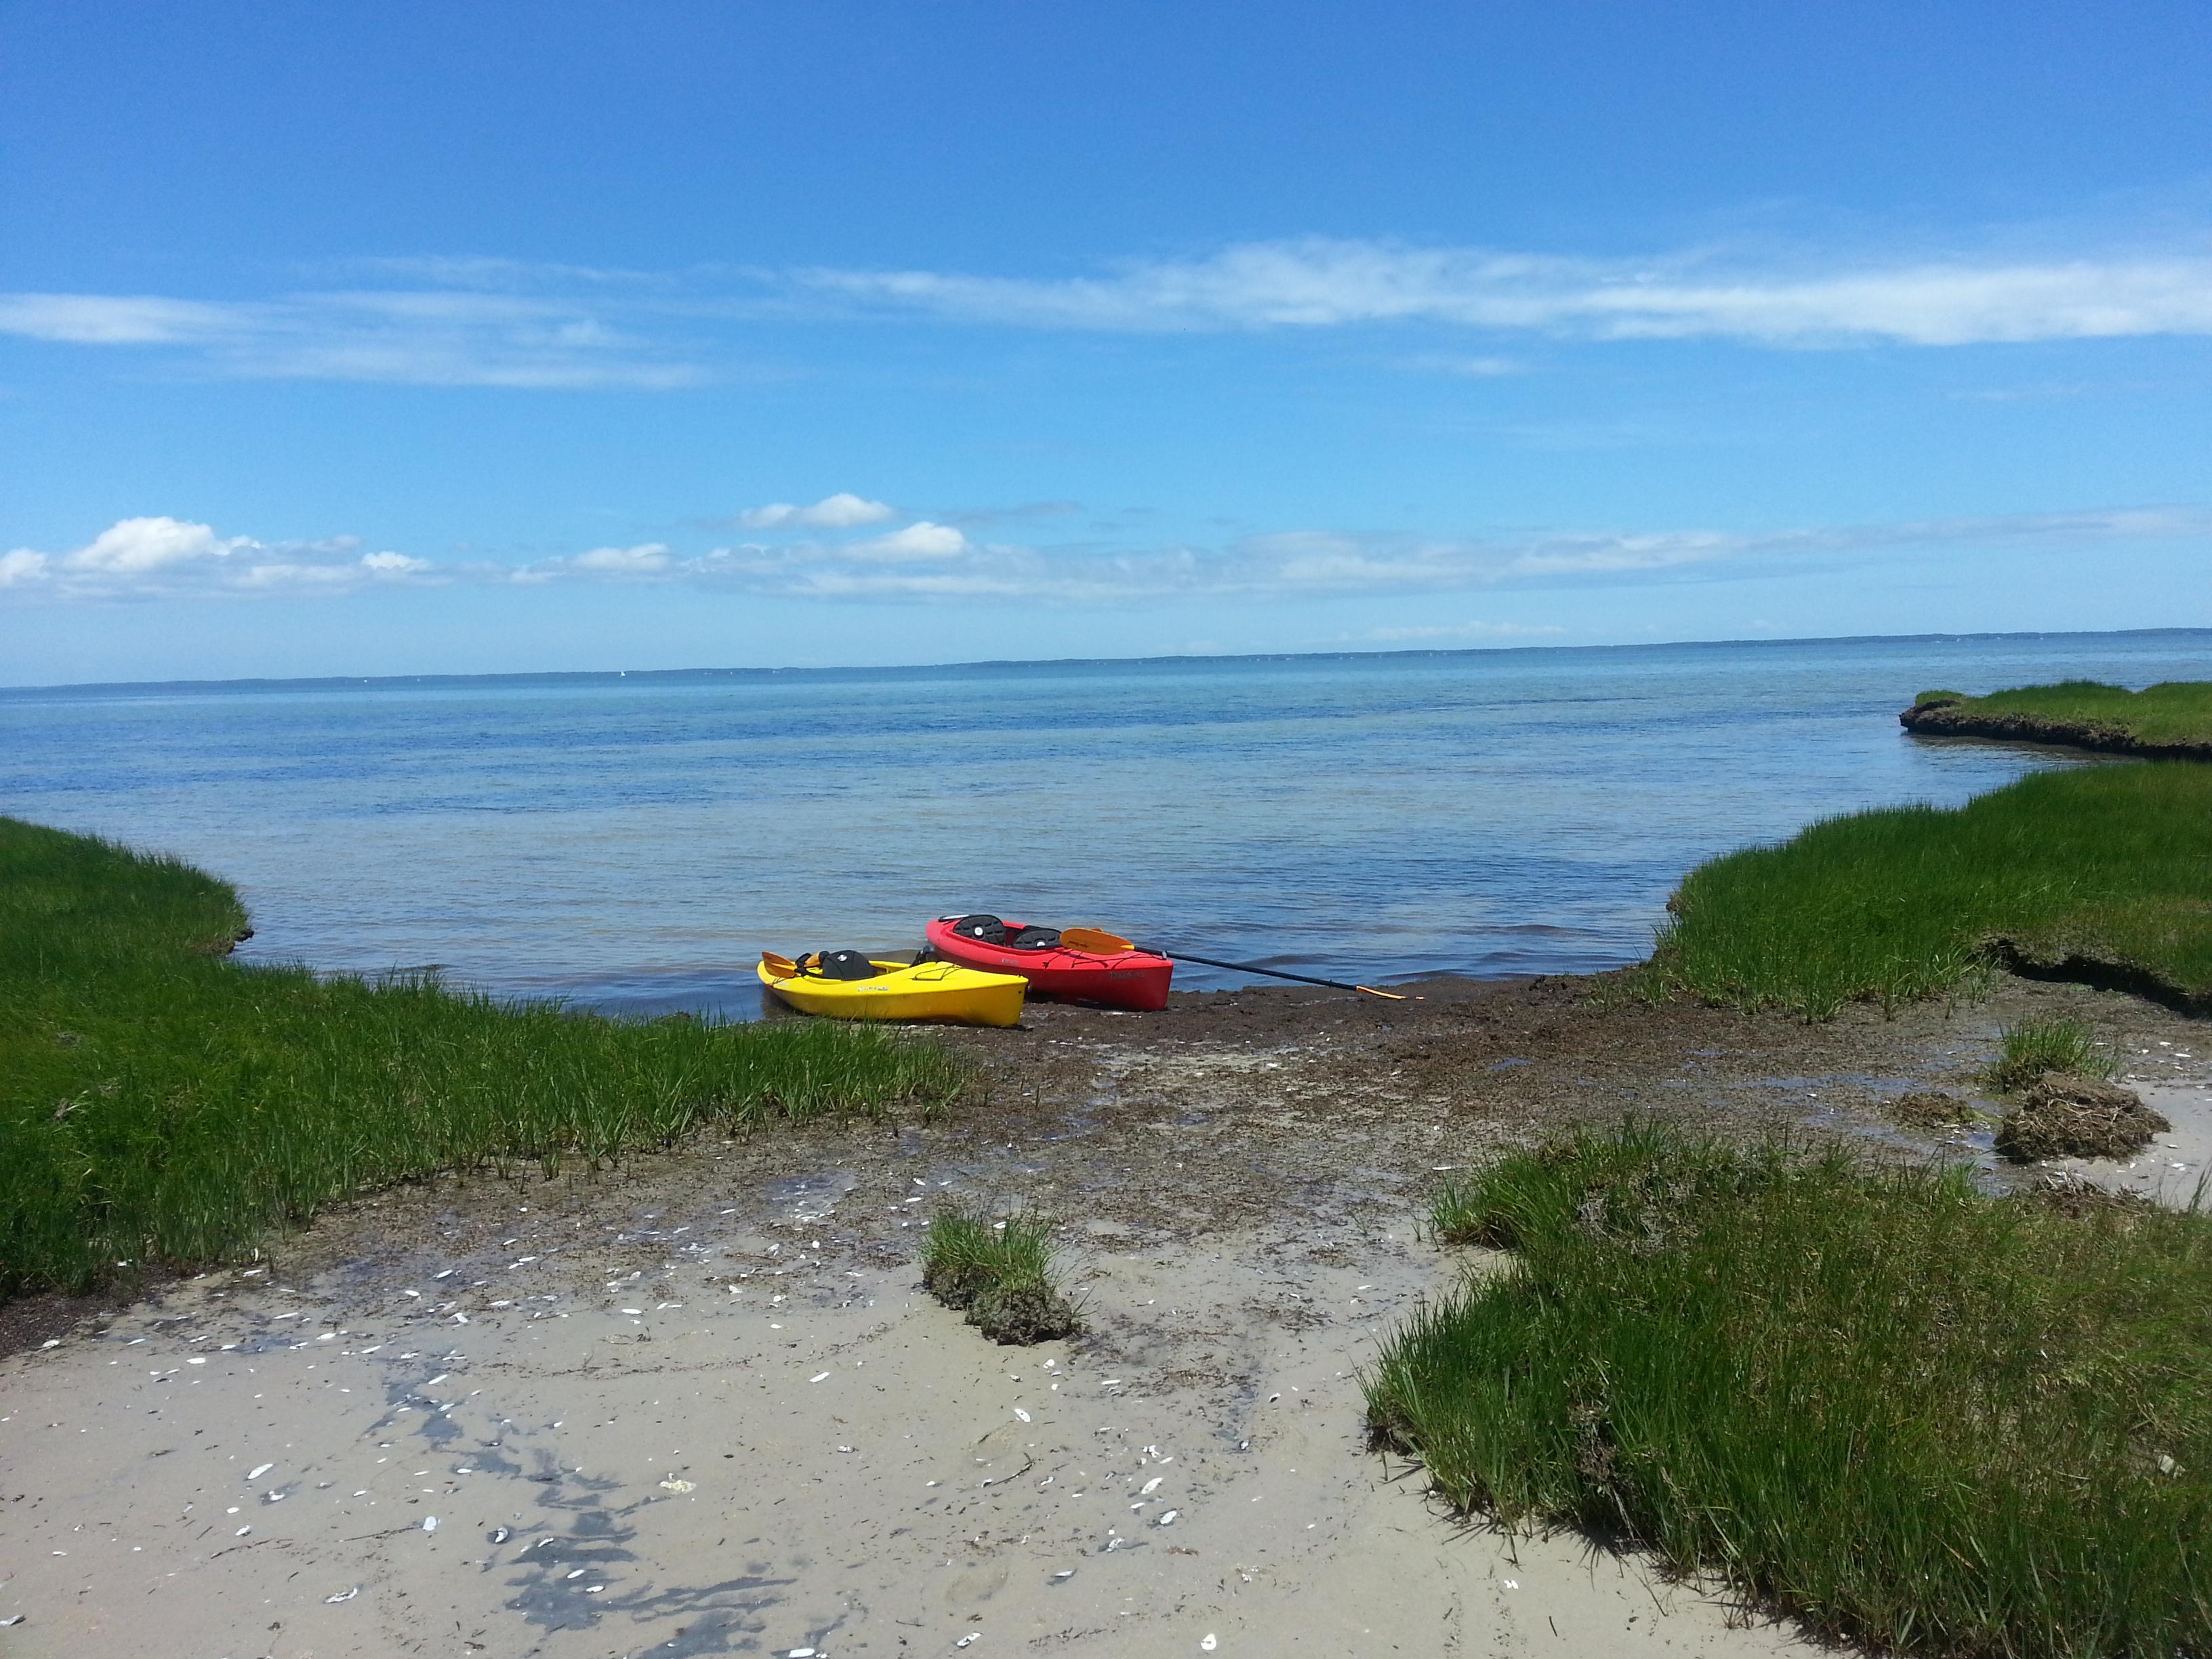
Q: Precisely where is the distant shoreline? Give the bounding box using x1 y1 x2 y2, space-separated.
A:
6 623 2209 699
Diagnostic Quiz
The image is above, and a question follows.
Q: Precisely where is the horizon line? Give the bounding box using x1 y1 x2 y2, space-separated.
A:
5 623 2209 699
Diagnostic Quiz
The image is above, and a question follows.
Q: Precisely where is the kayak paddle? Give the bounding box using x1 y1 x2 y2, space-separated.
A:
1059 927 1416 1001
760 951 801 979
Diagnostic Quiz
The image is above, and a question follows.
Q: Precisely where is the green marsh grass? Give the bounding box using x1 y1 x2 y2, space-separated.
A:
1368 1126 2212 1657
1 817 968 1296
920 1202 1080 1343
1917 678 2212 748
1983 1014 2116 1092
1654 762 2212 1019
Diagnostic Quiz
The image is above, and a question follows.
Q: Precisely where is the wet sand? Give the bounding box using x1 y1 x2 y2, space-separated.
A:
4 972 2205 1656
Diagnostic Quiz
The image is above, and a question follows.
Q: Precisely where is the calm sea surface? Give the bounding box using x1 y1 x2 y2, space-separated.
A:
5 632 2208 1015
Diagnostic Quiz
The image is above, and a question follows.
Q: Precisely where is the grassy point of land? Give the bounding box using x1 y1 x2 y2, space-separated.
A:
1 817 968 1298
1368 1126 2212 1658
1652 761 2212 1019
1905 678 2212 758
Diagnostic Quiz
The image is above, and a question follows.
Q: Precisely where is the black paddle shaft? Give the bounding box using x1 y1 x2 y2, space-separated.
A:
1156 947 1393 996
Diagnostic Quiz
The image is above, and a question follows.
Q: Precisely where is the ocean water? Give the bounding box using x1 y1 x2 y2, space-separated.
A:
4 630 2207 1016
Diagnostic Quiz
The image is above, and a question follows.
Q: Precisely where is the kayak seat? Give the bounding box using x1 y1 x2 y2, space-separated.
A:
808 949 889 981
946 914 1063 951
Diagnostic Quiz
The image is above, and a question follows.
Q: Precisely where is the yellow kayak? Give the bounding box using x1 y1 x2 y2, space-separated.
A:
757 952 1027 1027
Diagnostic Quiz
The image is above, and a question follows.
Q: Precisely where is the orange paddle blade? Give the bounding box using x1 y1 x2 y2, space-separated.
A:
1061 926 1135 954
760 951 800 979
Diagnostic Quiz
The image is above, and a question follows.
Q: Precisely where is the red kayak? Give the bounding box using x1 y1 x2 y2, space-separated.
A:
926 915 1174 1011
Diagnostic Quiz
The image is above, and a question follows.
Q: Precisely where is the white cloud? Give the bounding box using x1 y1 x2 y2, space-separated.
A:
360 550 432 575
570 542 673 574
5 517 438 598
849 521 970 560
0 548 51 586
739 493 896 529
64 516 247 573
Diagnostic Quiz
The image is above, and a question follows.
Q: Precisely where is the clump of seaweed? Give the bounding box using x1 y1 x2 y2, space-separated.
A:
2025 1171 2154 1221
1892 1089 1980 1130
920 1204 1080 1345
1996 1073 2169 1162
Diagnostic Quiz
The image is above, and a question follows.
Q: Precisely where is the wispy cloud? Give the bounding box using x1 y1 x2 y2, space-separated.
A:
7 229 2212 389
9 504 2203 607
798 238 2212 345
1357 621 1569 642
0 289 701 388
1399 352 1528 377
674 504 2212 606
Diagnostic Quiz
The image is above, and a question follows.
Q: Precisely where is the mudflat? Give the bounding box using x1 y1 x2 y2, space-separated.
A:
4 973 2205 1657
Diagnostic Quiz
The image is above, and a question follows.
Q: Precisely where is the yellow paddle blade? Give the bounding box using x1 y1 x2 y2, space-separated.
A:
1060 926 1134 954
760 951 800 979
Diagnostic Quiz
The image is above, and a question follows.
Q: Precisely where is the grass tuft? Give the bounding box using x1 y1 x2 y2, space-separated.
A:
1 817 970 1298
1372 1127 2212 1658
1983 1014 2115 1092
920 1203 1080 1344
1652 762 2212 1019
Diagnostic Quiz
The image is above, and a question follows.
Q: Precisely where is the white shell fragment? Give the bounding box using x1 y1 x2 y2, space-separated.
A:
491 1526 511 1544
247 1463 274 1480
810 1372 831 1383
1157 1509 1179 1525
1014 1408 1031 1422
659 1478 695 1493
422 1515 438 1533
1141 1477 1163 1495
1202 1639 1218 1653
323 1587 359 1604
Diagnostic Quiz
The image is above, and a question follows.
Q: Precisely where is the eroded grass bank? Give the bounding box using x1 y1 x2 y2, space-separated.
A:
1905 678 2212 756
0 817 966 1296
1652 762 2212 1019
1370 1127 2212 1658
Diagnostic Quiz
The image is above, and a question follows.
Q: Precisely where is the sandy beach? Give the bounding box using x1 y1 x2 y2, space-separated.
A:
5 972 2205 1657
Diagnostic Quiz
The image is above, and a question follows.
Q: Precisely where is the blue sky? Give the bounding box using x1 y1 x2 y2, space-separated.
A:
3 1 2209 683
